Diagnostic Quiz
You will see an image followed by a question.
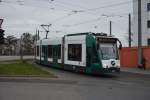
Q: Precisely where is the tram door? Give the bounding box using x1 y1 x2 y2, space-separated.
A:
52 45 58 63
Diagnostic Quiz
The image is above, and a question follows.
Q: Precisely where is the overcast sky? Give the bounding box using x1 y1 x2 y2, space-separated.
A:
0 0 133 46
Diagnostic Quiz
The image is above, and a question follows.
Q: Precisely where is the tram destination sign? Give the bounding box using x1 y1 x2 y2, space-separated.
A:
96 37 117 43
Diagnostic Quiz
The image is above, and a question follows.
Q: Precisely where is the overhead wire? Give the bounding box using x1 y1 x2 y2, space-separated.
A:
47 0 138 34
62 11 131 28
51 0 97 15
47 0 134 28
48 0 81 24
50 0 134 14
50 12 77 24
0 0 66 12
1 0 134 19
62 17 102 27
81 0 133 12
1 0 140 35
46 0 131 30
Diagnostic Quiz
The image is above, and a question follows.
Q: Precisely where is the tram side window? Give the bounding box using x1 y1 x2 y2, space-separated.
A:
48 45 52 58
68 44 82 61
42 46 45 57
37 46 39 56
58 45 61 59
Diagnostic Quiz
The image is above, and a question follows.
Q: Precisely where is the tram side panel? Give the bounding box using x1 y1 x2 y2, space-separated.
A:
85 34 103 74
63 35 86 72
35 35 103 74
44 38 62 68
35 38 62 67
35 45 39 62
35 40 41 64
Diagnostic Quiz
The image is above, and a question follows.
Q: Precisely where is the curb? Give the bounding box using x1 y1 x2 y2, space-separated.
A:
0 75 57 78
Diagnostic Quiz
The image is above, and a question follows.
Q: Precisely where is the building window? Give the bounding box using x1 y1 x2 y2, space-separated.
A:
147 3 150 11
68 44 82 61
148 39 150 46
147 20 150 28
48 45 52 58
37 46 39 56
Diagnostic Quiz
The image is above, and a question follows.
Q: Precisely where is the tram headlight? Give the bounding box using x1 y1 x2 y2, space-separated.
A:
103 64 107 68
116 61 120 68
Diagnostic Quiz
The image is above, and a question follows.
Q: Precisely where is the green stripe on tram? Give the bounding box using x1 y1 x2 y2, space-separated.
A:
85 34 103 74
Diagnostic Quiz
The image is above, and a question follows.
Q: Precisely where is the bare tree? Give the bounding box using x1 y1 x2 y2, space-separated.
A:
5 35 17 55
21 33 34 55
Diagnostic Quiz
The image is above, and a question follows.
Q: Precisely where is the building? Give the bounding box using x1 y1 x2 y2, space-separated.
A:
132 0 150 46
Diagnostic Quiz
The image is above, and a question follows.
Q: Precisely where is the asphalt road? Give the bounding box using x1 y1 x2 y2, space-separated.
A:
0 65 150 100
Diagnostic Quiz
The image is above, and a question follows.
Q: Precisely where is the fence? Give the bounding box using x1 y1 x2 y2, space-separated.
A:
120 46 150 70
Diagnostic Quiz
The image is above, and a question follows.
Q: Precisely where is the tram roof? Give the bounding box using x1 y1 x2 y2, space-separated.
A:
36 37 62 45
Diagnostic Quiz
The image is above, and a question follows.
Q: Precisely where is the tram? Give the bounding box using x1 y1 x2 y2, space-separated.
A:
35 32 122 74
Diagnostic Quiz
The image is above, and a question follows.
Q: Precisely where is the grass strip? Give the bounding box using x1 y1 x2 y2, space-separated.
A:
0 61 55 77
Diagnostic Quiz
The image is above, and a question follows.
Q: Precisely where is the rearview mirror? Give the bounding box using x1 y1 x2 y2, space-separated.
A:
96 44 99 49
119 44 122 50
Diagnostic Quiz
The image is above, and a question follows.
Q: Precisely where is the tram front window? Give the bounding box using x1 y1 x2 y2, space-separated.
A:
99 43 118 60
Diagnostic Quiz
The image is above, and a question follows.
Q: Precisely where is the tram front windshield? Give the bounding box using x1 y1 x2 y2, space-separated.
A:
98 43 118 60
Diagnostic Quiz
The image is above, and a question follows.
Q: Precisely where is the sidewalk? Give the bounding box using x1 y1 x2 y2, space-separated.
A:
0 56 34 61
121 67 150 75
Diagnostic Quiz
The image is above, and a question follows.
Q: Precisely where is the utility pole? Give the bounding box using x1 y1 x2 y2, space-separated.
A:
35 29 37 42
110 21 112 36
20 35 23 61
129 13 132 47
34 29 37 60
37 30 40 40
138 0 142 68
40 24 51 39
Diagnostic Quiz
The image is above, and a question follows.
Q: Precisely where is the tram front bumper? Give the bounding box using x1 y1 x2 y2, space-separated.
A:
92 67 120 74
102 67 120 73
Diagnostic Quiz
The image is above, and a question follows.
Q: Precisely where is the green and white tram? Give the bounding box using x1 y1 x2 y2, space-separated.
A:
35 32 122 74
